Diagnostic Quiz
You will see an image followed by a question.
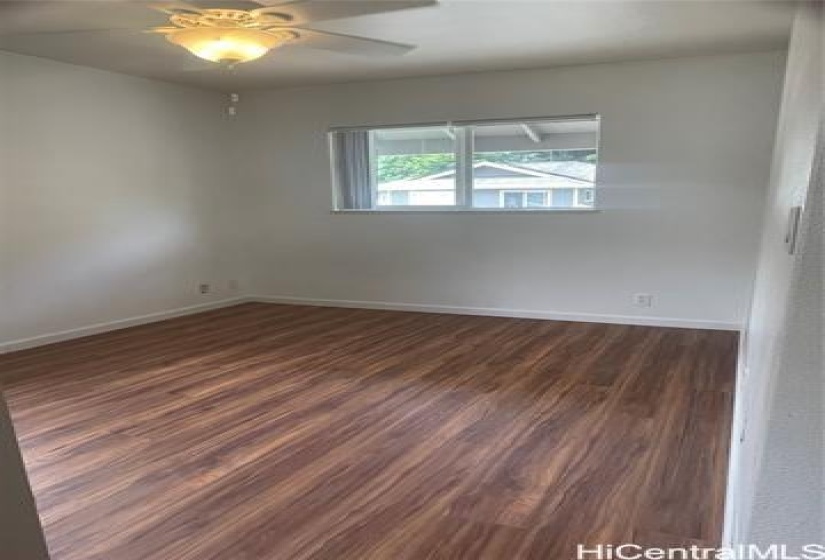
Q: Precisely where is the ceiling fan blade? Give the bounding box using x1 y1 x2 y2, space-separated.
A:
0 28 140 47
0 28 140 38
288 27 415 56
0 2 165 36
252 0 436 25
0 28 205 74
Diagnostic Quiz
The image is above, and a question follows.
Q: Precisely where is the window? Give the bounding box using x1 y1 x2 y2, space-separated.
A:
330 115 600 211
500 191 548 208
372 125 457 208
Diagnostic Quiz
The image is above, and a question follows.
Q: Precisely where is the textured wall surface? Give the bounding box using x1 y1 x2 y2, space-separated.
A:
728 1 824 548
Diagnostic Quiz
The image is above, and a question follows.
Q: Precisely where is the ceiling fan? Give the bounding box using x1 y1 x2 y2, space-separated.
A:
0 1 436 68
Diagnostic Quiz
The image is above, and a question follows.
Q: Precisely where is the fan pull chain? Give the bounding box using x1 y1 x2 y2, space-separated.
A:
228 93 240 116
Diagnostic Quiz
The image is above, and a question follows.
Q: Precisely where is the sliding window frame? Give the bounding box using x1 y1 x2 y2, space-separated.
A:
330 114 601 212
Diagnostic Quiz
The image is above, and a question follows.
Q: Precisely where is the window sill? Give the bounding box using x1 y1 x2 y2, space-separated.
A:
331 208 602 215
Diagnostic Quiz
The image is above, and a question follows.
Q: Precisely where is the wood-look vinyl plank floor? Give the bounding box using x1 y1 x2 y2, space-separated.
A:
1 303 737 560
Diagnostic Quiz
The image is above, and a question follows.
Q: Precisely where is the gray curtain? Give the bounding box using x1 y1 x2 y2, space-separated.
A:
333 130 373 209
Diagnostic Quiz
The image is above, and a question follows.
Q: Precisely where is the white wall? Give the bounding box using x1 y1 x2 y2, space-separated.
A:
729 2 824 547
0 52 239 350
0 50 787 345
236 51 785 328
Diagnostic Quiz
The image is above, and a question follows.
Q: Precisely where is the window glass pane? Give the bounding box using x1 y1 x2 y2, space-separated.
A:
372 126 457 207
331 116 599 211
470 117 598 209
577 188 595 208
552 188 575 207
502 192 524 208
525 192 547 207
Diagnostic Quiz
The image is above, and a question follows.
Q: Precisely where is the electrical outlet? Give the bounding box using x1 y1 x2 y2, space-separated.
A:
199 283 211 295
632 293 653 308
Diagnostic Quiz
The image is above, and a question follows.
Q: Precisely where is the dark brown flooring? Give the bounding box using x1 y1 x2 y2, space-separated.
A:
1 303 737 560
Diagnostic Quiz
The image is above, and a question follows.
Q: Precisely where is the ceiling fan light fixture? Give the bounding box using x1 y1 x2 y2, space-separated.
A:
166 28 294 64
147 5 417 67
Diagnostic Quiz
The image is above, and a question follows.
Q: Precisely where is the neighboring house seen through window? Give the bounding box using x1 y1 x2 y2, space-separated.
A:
331 115 600 211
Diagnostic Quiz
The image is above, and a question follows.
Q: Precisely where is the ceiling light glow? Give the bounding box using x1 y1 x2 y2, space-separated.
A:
166 28 293 64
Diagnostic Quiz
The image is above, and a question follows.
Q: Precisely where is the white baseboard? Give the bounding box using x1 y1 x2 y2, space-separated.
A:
251 295 741 331
0 297 250 355
0 294 740 355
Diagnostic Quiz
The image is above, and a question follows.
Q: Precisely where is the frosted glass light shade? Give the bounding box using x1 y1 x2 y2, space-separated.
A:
166 28 290 64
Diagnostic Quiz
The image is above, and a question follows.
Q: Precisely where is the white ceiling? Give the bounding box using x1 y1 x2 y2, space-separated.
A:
0 0 795 91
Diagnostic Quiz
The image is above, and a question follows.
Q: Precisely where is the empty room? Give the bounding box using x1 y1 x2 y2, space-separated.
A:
0 1 822 559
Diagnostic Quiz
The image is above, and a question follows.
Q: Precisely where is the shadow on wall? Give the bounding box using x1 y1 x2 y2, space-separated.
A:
0 396 50 559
